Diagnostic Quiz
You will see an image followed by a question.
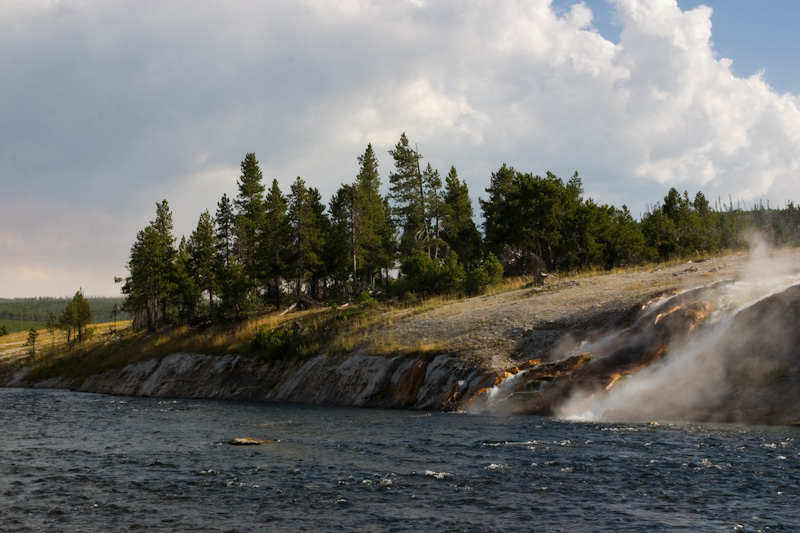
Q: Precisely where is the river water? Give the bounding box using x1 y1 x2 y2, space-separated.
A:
2 388 798 531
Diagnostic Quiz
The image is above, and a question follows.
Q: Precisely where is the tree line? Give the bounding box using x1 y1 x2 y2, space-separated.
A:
0 296 123 323
121 133 800 330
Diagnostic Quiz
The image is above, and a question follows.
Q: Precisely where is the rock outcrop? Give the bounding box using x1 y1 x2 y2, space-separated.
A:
463 286 716 416
466 282 800 426
20 351 494 411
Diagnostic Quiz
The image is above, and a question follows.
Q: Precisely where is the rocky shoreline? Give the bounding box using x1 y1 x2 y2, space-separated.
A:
4 250 800 425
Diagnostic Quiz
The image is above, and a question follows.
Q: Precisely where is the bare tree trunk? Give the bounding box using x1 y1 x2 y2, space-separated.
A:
351 222 358 298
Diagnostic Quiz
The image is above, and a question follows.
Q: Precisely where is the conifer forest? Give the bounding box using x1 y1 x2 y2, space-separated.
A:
121 133 800 330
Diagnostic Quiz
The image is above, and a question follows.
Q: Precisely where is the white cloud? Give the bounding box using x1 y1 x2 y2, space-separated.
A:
1 0 799 296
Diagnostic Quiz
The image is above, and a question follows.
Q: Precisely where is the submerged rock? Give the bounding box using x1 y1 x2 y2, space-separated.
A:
228 437 274 446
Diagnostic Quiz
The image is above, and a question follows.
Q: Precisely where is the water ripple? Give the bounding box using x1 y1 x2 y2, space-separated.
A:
2 388 799 531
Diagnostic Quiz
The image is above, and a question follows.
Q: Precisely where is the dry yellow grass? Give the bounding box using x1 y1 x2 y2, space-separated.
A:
0 320 131 355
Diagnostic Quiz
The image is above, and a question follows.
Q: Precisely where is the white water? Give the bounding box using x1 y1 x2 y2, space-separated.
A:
464 369 529 414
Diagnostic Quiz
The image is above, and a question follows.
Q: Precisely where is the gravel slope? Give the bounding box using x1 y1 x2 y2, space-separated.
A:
378 252 772 369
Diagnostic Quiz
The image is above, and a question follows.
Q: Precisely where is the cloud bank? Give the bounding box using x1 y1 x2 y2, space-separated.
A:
1 0 799 297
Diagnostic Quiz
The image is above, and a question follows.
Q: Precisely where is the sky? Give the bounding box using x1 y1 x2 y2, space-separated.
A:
2 0 800 298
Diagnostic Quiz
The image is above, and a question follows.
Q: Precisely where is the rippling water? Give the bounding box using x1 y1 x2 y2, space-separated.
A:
2 388 799 531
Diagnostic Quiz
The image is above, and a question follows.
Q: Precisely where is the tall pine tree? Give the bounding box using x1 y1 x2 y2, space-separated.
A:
215 193 235 267
122 200 178 330
234 153 266 286
187 210 218 316
442 166 482 269
388 133 443 259
388 133 427 257
328 144 396 298
287 177 325 300
480 163 517 259
260 179 291 307
421 162 445 259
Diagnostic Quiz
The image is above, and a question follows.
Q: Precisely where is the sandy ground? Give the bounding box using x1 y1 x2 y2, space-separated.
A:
380 251 790 369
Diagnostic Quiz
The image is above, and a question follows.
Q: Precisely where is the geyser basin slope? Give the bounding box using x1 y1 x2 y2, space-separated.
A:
495 276 800 425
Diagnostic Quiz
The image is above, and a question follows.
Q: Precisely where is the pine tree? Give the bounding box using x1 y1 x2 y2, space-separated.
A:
122 200 178 330
692 191 720 253
328 183 359 296
480 163 517 258
27 328 39 356
215 193 235 267
217 255 257 319
187 210 218 316
326 144 396 298
442 166 482 269
287 177 325 300
175 236 201 320
152 199 179 324
422 162 445 259
308 186 331 301
355 144 395 288
388 133 428 257
260 179 291 307
604 205 646 267
234 153 266 285
60 288 92 342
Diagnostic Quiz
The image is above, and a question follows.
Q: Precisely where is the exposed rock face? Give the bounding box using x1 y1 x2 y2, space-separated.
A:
466 282 800 426
45 351 493 411
672 284 800 425
22 287 717 416
499 245 547 283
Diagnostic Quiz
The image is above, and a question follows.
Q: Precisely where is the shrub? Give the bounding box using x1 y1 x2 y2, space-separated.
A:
464 253 504 296
465 267 490 296
398 249 466 296
356 290 378 307
483 252 504 285
253 326 296 361
440 250 466 292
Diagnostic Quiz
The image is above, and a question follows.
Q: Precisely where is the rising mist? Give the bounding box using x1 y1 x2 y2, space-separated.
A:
558 239 800 424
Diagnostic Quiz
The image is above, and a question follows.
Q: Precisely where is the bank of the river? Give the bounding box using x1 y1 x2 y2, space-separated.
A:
3 250 800 425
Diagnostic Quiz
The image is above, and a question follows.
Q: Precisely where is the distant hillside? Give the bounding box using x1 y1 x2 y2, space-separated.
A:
0 297 128 323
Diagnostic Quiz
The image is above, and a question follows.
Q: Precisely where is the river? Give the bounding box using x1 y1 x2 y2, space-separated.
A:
2 388 798 531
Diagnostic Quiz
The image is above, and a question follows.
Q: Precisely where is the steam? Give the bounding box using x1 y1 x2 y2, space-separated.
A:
558 237 800 423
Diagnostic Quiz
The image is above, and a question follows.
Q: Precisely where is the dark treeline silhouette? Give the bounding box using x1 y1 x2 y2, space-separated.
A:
121 133 799 330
